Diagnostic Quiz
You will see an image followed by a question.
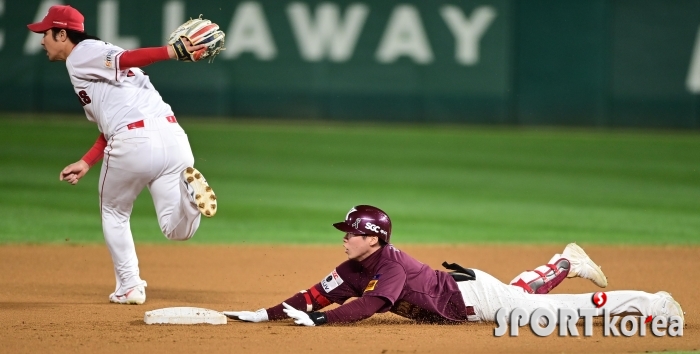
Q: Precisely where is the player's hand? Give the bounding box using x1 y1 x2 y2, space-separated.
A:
166 37 206 60
222 308 269 322
282 302 315 326
59 160 90 185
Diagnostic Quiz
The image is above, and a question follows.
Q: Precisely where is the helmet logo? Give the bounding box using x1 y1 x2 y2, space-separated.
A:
346 208 357 220
352 218 361 229
365 222 381 233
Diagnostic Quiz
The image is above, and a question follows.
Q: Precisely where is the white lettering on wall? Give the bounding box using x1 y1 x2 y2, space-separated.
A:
222 1 277 60
19 1 499 66
376 5 433 64
24 0 62 55
287 2 369 62
686 25 700 93
163 1 185 43
440 5 496 65
98 0 139 49
0 0 5 51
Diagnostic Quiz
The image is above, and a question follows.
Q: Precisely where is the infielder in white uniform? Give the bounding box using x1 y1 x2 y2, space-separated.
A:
28 5 218 305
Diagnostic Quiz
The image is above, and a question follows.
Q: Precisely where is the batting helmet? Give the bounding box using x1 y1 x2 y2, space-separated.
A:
333 205 392 244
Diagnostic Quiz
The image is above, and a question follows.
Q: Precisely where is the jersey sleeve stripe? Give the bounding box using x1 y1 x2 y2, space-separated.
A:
114 51 125 81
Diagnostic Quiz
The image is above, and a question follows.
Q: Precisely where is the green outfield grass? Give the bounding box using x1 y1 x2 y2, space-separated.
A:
1 114 699 245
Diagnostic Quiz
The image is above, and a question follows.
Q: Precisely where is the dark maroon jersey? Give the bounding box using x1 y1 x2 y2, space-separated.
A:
317 245 469 323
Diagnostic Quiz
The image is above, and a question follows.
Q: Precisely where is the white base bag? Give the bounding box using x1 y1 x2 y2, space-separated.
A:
144 307 227 325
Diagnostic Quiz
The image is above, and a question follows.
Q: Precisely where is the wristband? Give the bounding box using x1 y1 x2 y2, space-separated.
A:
307 312 328 325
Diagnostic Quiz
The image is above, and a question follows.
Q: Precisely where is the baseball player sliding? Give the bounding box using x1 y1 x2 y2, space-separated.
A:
224 205 684 326
27 5 224 305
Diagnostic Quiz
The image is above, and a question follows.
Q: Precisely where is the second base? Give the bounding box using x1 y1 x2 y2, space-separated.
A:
144 307 227 325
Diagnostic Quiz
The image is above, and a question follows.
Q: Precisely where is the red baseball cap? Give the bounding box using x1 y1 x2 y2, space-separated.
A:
27 5 85 33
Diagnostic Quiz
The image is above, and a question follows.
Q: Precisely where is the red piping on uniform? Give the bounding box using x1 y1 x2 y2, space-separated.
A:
99 137 115 216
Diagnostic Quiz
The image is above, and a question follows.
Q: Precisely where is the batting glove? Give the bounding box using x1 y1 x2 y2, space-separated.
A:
282 302 328 326
222 308 269 322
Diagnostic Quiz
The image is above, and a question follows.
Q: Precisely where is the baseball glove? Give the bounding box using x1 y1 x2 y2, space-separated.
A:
168 16 225 62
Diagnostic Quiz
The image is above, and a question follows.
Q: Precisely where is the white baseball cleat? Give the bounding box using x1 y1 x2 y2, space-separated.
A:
183 167 217 217
109 284 147 305
653 291 685 323
562 243 608 288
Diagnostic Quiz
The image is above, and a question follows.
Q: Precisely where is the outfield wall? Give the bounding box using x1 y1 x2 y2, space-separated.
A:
3 0 700 128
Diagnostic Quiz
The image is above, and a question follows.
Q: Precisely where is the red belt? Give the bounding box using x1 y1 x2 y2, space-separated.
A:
126 116 177 130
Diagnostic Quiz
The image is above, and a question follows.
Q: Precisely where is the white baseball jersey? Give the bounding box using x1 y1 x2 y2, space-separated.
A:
64 39 203 298
66 39 174 138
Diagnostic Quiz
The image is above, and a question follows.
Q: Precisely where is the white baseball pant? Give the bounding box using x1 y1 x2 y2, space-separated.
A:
98 116 201 296
458 269 665 322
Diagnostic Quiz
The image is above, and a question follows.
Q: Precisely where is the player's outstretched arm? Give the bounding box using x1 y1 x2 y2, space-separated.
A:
284 295 389 327
117 39 206 71
223 284 334 323
283 302 320 326
59 160 89 185
120 18 224 69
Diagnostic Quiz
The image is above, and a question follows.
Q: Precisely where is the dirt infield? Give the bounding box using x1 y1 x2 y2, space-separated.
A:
0 244 697 354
